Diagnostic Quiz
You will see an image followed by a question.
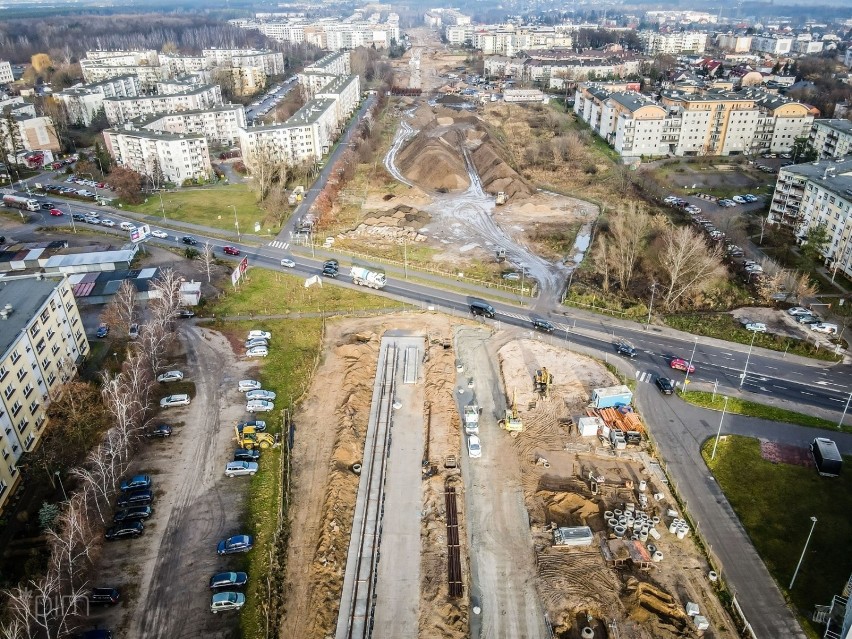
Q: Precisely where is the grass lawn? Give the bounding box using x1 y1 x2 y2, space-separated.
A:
665 313 843 362
122 184 272 235
702 436 852 635
205 267 409 317
678 390 850 433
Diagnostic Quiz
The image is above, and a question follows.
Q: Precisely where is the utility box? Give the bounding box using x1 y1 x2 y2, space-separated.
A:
810 437 842 477
591 385 633 409
578 416 603 437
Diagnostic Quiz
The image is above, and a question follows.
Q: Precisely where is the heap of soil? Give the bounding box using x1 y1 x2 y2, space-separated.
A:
337 205 431 244
469 135 534 200
396 129 470 192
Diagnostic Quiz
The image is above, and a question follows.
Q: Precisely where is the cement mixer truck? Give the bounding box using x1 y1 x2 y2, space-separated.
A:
350 266 386 289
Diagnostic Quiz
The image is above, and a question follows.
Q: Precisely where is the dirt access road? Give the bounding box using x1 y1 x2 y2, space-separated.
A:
92 325 256 639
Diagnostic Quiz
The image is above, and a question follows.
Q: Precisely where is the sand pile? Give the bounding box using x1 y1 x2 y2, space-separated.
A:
470 137 534 200
396 130 470 192
337 205 430 244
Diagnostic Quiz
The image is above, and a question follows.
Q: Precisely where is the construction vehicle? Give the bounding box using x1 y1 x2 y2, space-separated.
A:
534 367 553 397
463 404 480 434
234 424 275 450
350 266 387 289
495 192 507 205
498 390 524 437
495 247 506 262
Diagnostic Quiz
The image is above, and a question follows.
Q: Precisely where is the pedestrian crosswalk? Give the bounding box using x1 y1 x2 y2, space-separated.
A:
268 240 289 250
635 371 653 384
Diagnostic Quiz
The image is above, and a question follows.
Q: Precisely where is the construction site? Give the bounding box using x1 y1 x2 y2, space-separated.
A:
280 313 737 639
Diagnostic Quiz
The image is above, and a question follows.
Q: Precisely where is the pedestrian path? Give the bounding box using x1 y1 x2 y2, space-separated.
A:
268 240 289 250
635 371 653 384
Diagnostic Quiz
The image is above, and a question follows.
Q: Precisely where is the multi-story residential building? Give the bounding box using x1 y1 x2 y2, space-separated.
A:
445 24 475 46
460 25 574 56
424 8 471 27
809 119 852 159
0 114 61 163
314 75 361 123
102 84 222 125
0 61 13 85
0 273 88 515
85 49 159 65
0 96 35 118
134 104 247 146
241 17 399 51
81 51 164 91
574 83 813 159
767 159 852 276
645 10 717 24
257 22 306 44
715 33 753 53
55 75 142 126
202 49 285 76
640 31 708 55
486 50 643 86
102 127 212 184
304 51 351 77
159 54 209 77
792 38 824 55
750 34 794 55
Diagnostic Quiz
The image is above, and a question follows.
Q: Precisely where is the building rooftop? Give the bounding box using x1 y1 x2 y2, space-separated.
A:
106 126 207 142
0 274 66 360
814 119 852 136
248 98 336 132
132 103 245 128
104 84 218 103
317 74 358 95
780 158 852 198
609 92 661 112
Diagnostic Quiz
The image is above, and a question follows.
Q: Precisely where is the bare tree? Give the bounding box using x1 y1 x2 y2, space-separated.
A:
100 280 137 335
657 225 725 309
245 140 287 202
607 204 652 291
138 322 171 378
200 241 215 283
46 495 93 593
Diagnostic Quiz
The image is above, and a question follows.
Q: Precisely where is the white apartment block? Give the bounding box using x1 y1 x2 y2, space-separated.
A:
202 49 285 76
574 82 813 160
156 75 209 96
315 75 361 124
465 26 573 56
768 159 852 276
809 120 852 159
103 84 222 125
258 23 306 43
299 72 339 97
160 54 209 77
0 273 88 515
235 17 398 51
751 35 793 55
639 31 708 55
304 51 351 77
792 39 824 55
715 34 753 53
103 127 212 184
134 104 247 146
81 61 166 91
446 24 474 46
645 10 717 24
0 61 13 85
0 115 60 163
55 75 141 126
0 97 35 118
85 49 159 65
424 8 471 27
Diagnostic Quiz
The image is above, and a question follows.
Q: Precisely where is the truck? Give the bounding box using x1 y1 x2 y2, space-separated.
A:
463 405 480 434
2 195 39 212
495 192 507 205
350 266 387 289
810 437 842 477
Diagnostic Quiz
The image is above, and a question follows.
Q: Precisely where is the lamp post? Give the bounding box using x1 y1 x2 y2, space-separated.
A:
646 282 657 330
231 205 240 241
81 172 99 203
683 337 698 393
158 190 166 221
740 330 757 388
789 516 818 590
67 203 76 233
711 397 729 460
54 470 67 500
839 390 852 429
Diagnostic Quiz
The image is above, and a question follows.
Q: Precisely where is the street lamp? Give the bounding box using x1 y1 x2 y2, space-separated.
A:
683 336 698 392
838 390 852 429
740 330 757 388
80 172 99 203
66 203 76 234
789 516 818 590
710 397 729 460
646 282 657 330
54 470 67 500
231 205 240 241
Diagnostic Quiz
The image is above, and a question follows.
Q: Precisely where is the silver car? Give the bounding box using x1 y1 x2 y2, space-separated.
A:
238 380 261 392
245 389 276 401
246 400 274 413
225 461 259 477
244 338 269 349
246 346 268 358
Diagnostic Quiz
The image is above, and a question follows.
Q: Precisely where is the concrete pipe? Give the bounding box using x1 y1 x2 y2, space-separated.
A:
614 525 626 538
647 544 657 554
581 627 595 639
668 521 679 534
639 530 649 542
608 518 618 529
638 480 647 492
652 516 660 525
614 509 623 517
676 528 687 540
708 571 718 583
652 551 664 562
604 511 614 520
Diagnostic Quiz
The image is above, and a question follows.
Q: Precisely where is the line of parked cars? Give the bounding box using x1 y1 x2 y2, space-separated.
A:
787 307 838 335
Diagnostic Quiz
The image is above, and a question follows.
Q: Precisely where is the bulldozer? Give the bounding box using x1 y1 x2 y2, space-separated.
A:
235 424 276 450
498 390 524 437
534 367 553 397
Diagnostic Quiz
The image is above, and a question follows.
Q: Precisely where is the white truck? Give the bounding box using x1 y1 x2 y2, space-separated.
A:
2 194 39 212
463 405 480 434
350 266 386 289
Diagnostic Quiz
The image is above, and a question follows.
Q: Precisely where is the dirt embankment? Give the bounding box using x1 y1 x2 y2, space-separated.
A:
470 138 534 200
396 128 470 192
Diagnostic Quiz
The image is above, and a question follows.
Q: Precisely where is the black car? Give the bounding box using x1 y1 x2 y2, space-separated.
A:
113 506 153 523
40 202 55 210
615 341 636 358
655 377 675 395
234 448 261 462
115 489 153 508
321 267 338 278
147 424 172 438
532 319 554 333
181 236 198 246
209 571 248 590
323 259 339 271
176 309 195 319
90 587 120 605
72 213 86 221
104 521 144 540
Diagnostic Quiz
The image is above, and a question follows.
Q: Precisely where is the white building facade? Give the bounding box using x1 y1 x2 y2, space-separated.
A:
102 127 212 184
103 85 223 125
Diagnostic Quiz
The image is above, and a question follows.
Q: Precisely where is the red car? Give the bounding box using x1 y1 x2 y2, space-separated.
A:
669 358 696 374
49 208 63 216
222 246 241 256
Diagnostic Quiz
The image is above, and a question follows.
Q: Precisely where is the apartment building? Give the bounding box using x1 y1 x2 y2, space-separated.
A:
55 75 142 126
0 61 13 85
423 8 471 27
809 120 852 160
102 127 212 184
486 51 642 86
460 25 573 56
103 84 222 125
791 38 824 55
160 54 208 77
314 75 361 123
156 75 209 96
0 273 88 515
846 49 852 69
304 51 351 77
446 24 474 46
767 159 852 277
0 115 61 163
751 35 794 55
715 33 753 53
85 49 159 65
134 104 247 146
202 49 285 76
0 96 35 118
239 17 399 51
639 31 708 55
574 83 813 159
257 23 306 44
81 52 165 91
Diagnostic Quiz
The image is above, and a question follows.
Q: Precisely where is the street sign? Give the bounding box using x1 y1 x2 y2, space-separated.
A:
130 224 150 243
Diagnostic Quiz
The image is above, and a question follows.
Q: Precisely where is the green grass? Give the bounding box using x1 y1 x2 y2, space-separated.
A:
122 184 271 235
702 436 852 635
665 313 843 362
205 267 408 317
678 390 850 433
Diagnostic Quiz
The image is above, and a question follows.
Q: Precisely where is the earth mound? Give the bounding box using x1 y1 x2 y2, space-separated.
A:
396 130 470 192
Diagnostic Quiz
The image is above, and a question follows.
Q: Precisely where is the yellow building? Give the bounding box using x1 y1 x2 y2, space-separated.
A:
0 274 88 514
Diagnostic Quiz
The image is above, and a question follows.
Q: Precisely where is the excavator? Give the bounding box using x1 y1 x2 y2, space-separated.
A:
498 390 524 437
235 424 276 450
534 367 553 397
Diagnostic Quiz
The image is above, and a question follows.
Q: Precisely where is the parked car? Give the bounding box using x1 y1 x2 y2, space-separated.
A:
211 592 245 613
104 521 144 541
217 534 254 555
120 474 151 491
222 246 241 256
156 370 184 383
246 399 274 413
244 338 269 349
89 587 120 605
147 423 172 438
78 630 112 639
247 330 271 341
246 346 269 358
116 489 153 508
237 420 266 432
160 394 190 408
96 323 109 338
225 461 259 477
280 258 295 268
787 307 812 316
238 380 262 392
745 322 767 332
669 358 696 373
655 377 675 395
812 323 839 334
732 196 746 204
245 389 276 401
209 572 247 590
615 341 636 358
128 323 139 339
113 506 153 523
234 448 260 462
467 434 482 459
176 309 195 318
798 315 821 325
150 229 168 239
531 319 554 333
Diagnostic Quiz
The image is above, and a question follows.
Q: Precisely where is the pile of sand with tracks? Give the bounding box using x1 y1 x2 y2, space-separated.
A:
469 134 534 200
396 129 470 192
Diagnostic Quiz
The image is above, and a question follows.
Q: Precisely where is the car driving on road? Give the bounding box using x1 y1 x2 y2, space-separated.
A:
531 319 554 333
615 341 636 358
222 246 241 256
655 377 675 395
280 258 295 268
151 229 168 239
467 434 482 458
669 358 696 373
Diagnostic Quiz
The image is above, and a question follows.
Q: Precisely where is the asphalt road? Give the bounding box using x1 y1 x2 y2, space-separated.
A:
244 76 298 123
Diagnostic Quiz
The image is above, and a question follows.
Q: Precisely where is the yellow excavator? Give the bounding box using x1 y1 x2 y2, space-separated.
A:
534 367 553 397
235 424 276 450
498 390 524 437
